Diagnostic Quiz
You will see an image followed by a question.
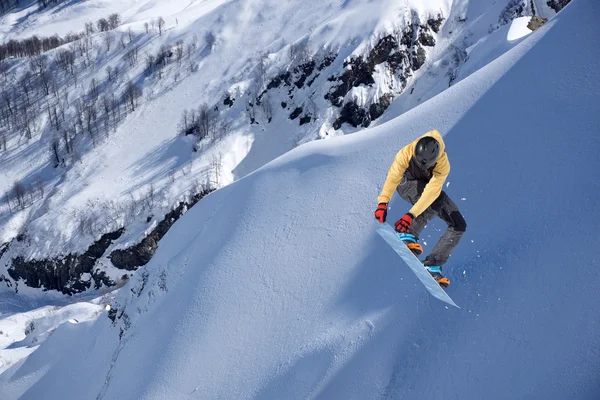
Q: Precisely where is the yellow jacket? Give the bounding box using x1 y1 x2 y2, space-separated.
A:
377 130 450 217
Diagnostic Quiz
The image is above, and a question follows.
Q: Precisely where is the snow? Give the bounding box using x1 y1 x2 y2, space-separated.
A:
0 0 455 269
0 0 554 291
0 296 106 375
507 16 533 42
1 0 599 398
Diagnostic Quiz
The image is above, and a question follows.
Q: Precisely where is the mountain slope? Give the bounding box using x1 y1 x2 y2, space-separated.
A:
0 0 558 297
1 0 462 293
1 0 599 398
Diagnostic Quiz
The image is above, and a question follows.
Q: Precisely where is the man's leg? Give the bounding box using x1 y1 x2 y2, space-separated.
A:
422 192 467 267
396 179 466 265
395 180 436 255
396 179 436 239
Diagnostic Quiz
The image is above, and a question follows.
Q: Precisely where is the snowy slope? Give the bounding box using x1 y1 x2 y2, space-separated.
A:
0 0 550 375
0 298 106 374
1 0 463 290
0 0 560 306
1 0 598 398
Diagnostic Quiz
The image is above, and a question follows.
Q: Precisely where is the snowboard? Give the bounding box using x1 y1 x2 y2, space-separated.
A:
375 221 459 308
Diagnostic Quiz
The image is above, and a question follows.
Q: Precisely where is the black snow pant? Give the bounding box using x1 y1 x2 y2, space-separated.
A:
396 178 467 267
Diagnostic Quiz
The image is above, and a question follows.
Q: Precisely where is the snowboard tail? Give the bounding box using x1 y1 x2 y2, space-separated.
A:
375 221 459 308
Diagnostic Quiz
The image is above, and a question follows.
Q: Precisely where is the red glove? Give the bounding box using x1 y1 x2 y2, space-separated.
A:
394 213 414 233
374 203 388 223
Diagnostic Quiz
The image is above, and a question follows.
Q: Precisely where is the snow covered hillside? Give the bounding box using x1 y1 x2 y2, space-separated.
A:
0 0 561 297
1 0 598 398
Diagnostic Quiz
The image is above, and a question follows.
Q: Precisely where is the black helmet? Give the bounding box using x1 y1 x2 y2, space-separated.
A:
414 136 440 169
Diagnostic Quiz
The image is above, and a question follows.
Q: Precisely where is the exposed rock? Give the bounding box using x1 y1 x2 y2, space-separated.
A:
6 187 214 294
7 229 124 295
281 101 287 108
499 0 526 26
299 115 312 125
318 54 336 71
294 60 316 88
427 15 445 33
327 24 431 129
546 0 571 12
333 101 368 129
527 16 547 30
419 32 436 47
257 54 335 106
369 93 394 121
326 53 378 107
108 307 118 322
223 94 234 107
411 47 427 70
370 35 397 65
306 74 320 87
0 242 8 260
266 71 292 90
289 107 303 120
109 188 214 271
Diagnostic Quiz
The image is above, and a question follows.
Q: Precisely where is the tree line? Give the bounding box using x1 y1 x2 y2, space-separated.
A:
1 15 221 217
0 13 121 61
1 0 80 16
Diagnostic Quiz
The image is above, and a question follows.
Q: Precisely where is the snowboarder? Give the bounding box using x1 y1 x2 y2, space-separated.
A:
374 130 467 288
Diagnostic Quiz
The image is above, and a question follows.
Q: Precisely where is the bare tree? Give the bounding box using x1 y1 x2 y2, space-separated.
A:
145 53 156 74
104 33 114 52
12 181 27 210
97 18 110 32
0 133 7 151
83 100 99 143
205 31 216 51
157 17 165 36
175 40 184 64
144 22 149 34
187 34 198 57
35 176 44 198
30 54 47 75
89 78 99 100
108 13 121 30
210 153 223 188
124 80 142 112
56 48 76 75
62 128 74 155
112 65 120 83
214 118 232 142
51 137 61 166
85 21 95 36
141 184 155 210
40 70 54 96
105 65 113 81
202 104 218 139
127 27 134 42
19 71 34 105
124 46 139 67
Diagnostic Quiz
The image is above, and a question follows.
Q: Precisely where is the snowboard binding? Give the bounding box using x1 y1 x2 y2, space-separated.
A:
397 232 423 256
425 266 450 289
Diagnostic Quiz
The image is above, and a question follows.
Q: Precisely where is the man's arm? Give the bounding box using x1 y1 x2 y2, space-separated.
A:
377 145 411 204
408 152 450 216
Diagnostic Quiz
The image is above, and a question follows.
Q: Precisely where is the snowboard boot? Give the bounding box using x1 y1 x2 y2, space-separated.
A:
425 266 450 289
397 233 423 256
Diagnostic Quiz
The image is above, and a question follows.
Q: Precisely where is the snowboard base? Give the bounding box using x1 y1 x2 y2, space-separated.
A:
375 221 459 308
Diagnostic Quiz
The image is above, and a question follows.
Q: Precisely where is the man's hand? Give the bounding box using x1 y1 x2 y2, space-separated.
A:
394 213 415 233
374 203 388 223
